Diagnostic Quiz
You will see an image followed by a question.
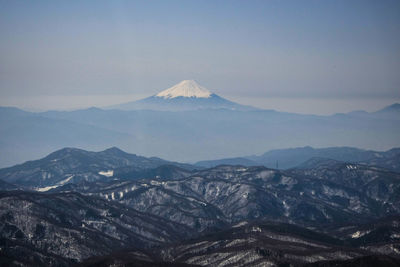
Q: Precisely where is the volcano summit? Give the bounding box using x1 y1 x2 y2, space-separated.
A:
109 80 257 111
155 80 212 99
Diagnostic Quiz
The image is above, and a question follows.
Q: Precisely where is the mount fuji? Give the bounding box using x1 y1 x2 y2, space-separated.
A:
109 80 257 111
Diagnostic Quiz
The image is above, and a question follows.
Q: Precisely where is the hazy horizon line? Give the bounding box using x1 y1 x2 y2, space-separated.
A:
1 94 398 116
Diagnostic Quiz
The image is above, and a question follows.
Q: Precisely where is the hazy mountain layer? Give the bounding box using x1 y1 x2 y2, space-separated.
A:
1 102 399 168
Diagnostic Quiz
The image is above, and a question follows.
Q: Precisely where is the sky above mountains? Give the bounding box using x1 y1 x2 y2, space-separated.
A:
0 0 399 114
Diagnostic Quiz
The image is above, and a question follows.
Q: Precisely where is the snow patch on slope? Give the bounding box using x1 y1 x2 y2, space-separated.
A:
36 185 59 192
351 230 370 238
35 175 75 192
99 170 114 177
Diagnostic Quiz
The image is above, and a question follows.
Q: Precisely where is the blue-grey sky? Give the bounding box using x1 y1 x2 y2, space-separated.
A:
1 0 399 114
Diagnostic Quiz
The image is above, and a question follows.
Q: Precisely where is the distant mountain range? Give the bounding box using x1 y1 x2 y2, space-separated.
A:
197 146 400 171
0 79 399 167
0 102 399 168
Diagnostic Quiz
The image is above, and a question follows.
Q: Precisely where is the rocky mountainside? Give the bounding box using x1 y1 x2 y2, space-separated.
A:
0 179 19 191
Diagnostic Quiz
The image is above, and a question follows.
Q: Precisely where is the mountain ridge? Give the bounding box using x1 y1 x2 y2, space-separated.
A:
197 146 400 171
0 147 197 190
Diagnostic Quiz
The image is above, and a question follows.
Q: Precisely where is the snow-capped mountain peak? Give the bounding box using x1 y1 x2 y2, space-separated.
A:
108 79 257 111
155 80 212 99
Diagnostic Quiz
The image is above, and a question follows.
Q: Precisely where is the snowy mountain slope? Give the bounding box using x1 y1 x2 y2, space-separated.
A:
3 146 399 228
158 221 363 266
2 148 400 266
51 163 400 231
